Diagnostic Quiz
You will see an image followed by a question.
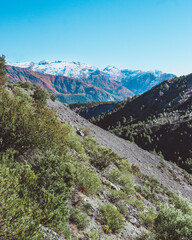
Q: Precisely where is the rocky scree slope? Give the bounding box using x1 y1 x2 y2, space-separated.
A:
47 98 192 201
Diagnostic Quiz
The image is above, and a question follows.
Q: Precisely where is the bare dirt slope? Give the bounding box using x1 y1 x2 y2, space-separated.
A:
47 99 192 201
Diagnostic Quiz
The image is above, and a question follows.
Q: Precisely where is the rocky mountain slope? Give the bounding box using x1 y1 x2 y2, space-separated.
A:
92 74 192 173
6 65 132 103
47 98 192 201
8 60 176 95
1 80 192 240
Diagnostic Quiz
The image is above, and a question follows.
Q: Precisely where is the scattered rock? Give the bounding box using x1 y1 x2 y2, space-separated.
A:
129 216 137 224
76 129 85 137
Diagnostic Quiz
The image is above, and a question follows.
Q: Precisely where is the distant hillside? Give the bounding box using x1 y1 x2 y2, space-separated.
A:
69 101 119 119
6 65 133 104
120 69 176 94
9 60 176 95
93 74 192 173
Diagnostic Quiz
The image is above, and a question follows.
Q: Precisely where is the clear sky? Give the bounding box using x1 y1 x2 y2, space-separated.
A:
0 0 191 76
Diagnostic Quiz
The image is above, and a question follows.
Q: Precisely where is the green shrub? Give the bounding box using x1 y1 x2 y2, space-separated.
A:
138 207 156 228
19 81 32 90
170 194 192 215
135 185 157 203
133 198 145 211
83 137 117 170
116 201 127 216
107 168 135 195
0 90 69 154
70 207 88 230
100 203 124 233
76 164 102 195
50 93 56 101
0 152 43 239
108 189 127 203
154 203 192 240
88 228 102 240
0 90 76 238
32 87 47 105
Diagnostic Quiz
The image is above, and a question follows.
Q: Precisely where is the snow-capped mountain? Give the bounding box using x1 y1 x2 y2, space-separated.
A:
8 60 98 80
6 64 133 104
8 60 176 95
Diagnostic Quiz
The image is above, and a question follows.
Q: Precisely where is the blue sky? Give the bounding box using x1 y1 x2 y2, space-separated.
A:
0 0 191 76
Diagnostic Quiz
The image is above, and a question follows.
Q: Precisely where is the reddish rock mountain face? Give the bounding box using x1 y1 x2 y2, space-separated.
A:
6 65 133 103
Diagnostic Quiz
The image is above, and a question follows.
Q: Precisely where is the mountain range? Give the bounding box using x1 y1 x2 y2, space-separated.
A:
7 60 176 103
7 65 131 103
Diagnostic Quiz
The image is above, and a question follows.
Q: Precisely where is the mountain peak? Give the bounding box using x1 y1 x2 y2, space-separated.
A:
38 60 51 65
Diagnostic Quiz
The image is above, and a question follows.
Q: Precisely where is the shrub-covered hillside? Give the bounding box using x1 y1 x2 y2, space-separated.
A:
0 60 192 239
93 74 192 173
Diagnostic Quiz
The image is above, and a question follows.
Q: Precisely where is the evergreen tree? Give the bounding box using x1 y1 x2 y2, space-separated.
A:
0 55 7 86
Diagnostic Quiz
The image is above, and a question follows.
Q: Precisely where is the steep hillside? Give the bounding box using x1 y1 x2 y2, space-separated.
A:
9 60 176 95
1 80 192 240
69 101 118 120
93 74 192 173
6 65 132 104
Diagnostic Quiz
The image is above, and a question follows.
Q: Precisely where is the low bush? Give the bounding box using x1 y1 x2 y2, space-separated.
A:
70 207 88 230
108 189 127 203
83 137 119 170
50 93 56 102
154 202 192 240
18 81 32 90
76 163 102 195
32 87 47 105
107 168 135 195
100 203 124 233
138 207 156 228
135 185 157 203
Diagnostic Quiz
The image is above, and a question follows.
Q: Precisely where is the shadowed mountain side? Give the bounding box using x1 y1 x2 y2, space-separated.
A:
70 101 118 119
93 74 192 171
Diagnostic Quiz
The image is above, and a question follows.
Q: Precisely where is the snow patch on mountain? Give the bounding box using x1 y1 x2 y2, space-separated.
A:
8 60 98 80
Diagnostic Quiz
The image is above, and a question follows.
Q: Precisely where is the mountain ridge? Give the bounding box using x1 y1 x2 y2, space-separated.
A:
6 65 133 104
8 60 176 95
